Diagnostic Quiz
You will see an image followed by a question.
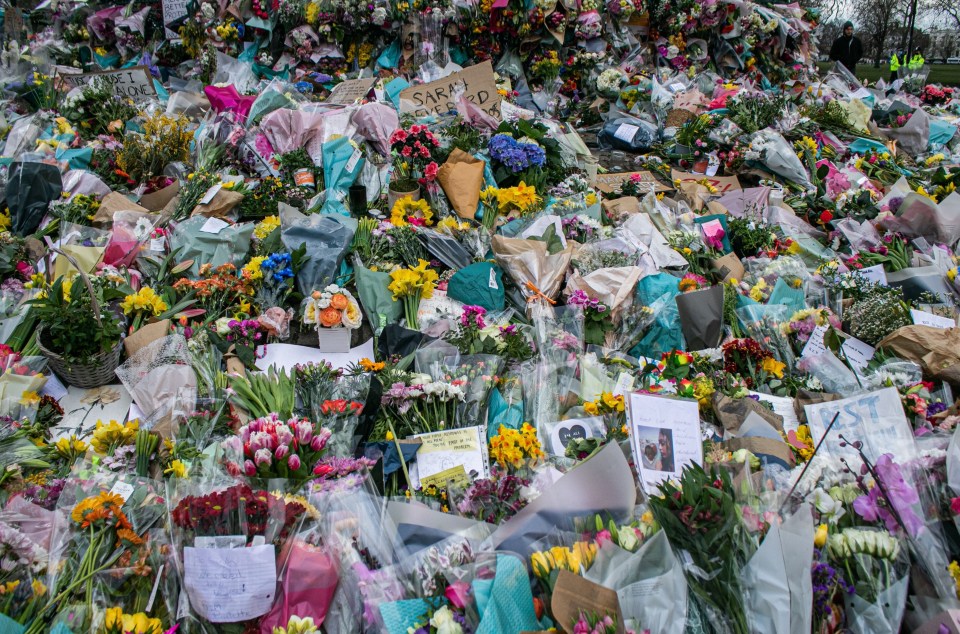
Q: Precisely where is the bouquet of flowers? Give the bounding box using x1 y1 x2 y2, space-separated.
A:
390 124 441 190
387 260 439 330
919 84 954 107
223 413 333 480
303 284 363 332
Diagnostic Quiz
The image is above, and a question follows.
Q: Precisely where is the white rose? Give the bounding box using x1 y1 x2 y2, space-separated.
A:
317 297 331 309
215 317 233 335
430 607 462 634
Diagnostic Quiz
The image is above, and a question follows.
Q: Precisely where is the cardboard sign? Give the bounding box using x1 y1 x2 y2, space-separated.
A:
671 169 741 193
804 387 915 462
326 77 376 105
55 66 156 99
162 0 188 39
399 60 501 119
593 171 672 194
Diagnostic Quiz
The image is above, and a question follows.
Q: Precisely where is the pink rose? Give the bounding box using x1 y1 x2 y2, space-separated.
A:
444 581 470 609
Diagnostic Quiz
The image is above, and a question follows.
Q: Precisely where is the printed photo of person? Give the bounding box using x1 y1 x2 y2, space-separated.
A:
636 426 675 473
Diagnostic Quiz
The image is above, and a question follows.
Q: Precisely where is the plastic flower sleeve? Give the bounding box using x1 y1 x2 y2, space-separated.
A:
735 303 797 373
114 335 197 437
169 215 254 276
7 161 62 237
101 209 158 270
280 203 355 296
583 531 688 634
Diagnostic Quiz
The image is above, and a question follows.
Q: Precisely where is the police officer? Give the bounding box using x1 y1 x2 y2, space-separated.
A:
889 51 903 81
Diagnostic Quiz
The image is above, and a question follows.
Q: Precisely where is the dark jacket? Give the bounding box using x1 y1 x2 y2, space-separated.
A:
829 34 863 72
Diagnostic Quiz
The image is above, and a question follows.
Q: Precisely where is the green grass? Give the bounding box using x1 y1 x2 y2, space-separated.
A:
817 62 960 86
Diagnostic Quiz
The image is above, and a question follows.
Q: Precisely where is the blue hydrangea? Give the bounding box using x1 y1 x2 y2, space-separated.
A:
488 133 545 173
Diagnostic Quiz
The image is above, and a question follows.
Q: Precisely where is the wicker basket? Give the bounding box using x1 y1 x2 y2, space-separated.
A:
36 246 123 389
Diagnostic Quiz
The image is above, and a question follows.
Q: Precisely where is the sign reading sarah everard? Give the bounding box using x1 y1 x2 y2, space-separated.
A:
398 61 501 120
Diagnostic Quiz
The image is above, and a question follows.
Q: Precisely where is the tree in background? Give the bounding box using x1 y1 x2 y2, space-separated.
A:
854 0 908 66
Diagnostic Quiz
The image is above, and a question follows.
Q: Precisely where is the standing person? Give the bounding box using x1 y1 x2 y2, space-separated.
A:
829 21 863 74
890 51 903 81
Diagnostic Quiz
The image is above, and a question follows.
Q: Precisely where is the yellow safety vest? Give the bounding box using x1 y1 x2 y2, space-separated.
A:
890 54 900 71
908 54 924 70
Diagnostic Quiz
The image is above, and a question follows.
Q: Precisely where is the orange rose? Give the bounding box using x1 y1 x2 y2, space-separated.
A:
329 293 349 310
319 307 342 327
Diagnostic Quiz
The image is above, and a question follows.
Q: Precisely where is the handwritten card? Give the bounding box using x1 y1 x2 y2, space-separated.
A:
326 77 376 105
627 393 702 492
859 264 888 286
183 544 277 623
541 417 607 456
839 336 875 375
410 426 489 489
801 325 829 358
804 387 915 461
911 309 956 330
421 465 470 489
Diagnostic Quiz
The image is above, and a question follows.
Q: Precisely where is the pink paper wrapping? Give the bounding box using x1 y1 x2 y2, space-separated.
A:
258 541 339 632
351 103 400 156
87 6 123 40
456 92 499 131
260 108 326 155
204 85 256 123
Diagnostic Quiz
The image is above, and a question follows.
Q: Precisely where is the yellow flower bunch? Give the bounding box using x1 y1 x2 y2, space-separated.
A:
390 196 433 227
948 267 957 283
437 216 471 234
787 424 815 462
116 112 192 182
121 287 168 317
489 423 545 471
164 460 188 478
254 215 280 240
496 182 539 213
950 561 960 599
0 581 18 594
0 208 10 233
530 541 598 579
305 1 320 23
359 358 385 372
91 419 139 455
760 356 785 378
583 392 625 416
55 435 88 460
794 136 818 154
101 607 164 634
242 256 267 281
915 185 936 201
387 259 438 300
925 153 946 166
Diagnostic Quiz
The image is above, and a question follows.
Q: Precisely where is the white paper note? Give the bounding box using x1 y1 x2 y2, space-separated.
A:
255 339 374 373
839 337 875 375
409 426 489 489
199 183 223 205
199 217 229 234
804 387 915 462
800 325 828 358
614 124 639 143
910 309 955 330
859 264 888 286
183 544 277 623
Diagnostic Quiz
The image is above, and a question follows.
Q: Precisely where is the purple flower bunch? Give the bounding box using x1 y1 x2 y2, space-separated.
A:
456 468 531 524
852 453 925 537
811 552 854 622
460 305 487 329
488 134 546 173
568 289 606 313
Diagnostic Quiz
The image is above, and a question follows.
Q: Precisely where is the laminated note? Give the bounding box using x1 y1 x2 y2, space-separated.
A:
183 544 277 623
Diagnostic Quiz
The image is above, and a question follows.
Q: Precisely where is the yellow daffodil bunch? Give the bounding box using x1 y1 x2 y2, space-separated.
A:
164 459 188 478
121 287 168 317
496 182 539 214
760 356 786 378
254 215 281 240
100 607 164 634
55 435 88 461
390 196 433 227
91 419 139 455
388 259 438 330
583 391 625 416
359 358 385 372
489 423 545 472
273 616 321 634
530 541 598 581
925 153 946 167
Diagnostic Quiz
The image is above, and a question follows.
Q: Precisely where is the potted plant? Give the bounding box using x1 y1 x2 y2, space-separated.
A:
278 148 317 190
302 284 362 352
672 113 716 163
388 124 441 209
30 251 124 389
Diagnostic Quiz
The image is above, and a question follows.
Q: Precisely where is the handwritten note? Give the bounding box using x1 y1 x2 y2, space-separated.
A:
627 393 702 492
747 391 800 434
183 544 277 623
859 264 888 286
55 66 156 99
839 336 875 375
326 78 376 105
801 325 829 358
199 217 229 234
911 309 956 330
162 0 188 39
417 289 464 327
410 426 489 489
804 387 915 461
399 61 501 119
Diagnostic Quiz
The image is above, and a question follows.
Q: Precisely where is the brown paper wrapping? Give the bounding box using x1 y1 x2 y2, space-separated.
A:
139 182 181 212
565 266 644 320
710 252 746 283
192 189 244 219
551 570 626 634
94 192 150 225
724 437 796 469
879 325 960 385
794 390 840 424
437 149 485 219
601 196 640 221
124 319 171 357
491 234 574 311
712 393 784 433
